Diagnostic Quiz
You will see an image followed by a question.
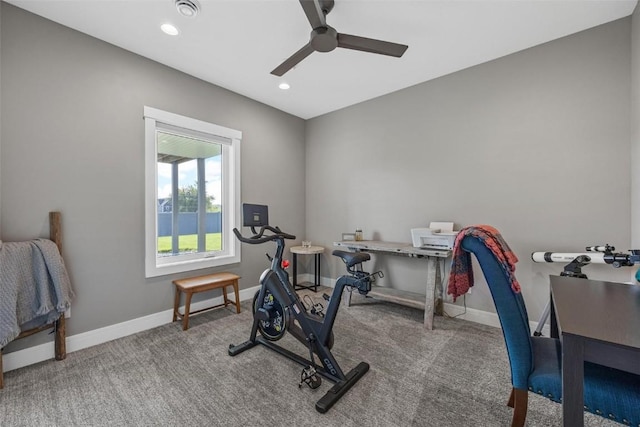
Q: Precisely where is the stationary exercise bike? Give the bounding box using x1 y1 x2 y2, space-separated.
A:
228 205 382 413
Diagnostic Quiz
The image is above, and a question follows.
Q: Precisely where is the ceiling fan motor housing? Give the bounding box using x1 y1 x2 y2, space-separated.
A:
311 26 338 52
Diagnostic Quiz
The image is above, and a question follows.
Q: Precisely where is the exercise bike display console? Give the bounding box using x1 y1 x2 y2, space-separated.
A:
229 207 381 413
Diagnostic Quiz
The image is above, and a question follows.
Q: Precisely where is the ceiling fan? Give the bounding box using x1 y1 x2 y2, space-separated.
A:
271 0 409 77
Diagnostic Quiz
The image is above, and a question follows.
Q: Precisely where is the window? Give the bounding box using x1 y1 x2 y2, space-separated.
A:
144 107 241 277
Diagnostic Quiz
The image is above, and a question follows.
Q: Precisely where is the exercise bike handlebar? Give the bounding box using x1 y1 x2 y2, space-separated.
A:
233 225 296 245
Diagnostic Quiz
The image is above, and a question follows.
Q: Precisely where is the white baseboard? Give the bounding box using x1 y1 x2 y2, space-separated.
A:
2 278 549 373
441 302 550 336
308 274 550 335
2 285 260 373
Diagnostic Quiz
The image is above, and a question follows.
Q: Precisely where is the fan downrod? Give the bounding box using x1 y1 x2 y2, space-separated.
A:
319 0 335 15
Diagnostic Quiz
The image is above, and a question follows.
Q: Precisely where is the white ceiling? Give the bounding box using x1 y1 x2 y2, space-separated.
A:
7 0 638 119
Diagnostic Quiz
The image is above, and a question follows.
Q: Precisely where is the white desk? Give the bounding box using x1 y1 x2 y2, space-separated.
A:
333 240 451 330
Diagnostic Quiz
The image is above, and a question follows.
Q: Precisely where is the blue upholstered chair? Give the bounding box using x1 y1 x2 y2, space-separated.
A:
460 235 640 427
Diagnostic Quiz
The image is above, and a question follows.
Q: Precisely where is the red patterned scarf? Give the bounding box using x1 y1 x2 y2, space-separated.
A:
448 225 521 302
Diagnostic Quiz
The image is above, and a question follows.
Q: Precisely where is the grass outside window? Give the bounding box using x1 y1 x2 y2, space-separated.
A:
157 233 222 254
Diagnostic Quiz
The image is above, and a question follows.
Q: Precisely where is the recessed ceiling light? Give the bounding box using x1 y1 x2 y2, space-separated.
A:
279 82 290 90
161 23 180 36
176 0 199 18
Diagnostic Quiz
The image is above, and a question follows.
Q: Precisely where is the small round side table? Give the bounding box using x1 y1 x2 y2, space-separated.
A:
289 245 325 292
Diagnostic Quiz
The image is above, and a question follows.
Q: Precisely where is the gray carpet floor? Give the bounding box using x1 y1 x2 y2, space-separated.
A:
0 289 619 426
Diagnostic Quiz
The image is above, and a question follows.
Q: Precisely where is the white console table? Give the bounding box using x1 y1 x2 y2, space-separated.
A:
333 240 451 330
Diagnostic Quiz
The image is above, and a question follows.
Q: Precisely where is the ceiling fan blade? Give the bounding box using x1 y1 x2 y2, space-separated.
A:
299 0 326 29
271 43 315 76
337 33 408 57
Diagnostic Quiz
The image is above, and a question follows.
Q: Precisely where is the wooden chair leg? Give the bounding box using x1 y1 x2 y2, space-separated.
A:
172 287 181 322
182 292 193 331
222 285 229 307
54 315 66 360
233 281 241 314
507 387 528 427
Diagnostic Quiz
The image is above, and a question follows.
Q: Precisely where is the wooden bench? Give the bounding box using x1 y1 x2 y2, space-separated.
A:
172 272 241 331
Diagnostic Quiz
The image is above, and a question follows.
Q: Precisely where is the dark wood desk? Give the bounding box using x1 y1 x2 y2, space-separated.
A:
550 275 640 427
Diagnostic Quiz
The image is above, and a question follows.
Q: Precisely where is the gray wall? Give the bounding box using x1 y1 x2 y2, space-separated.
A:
0 2 2 236
632 5 640 248
305 18 632 319
0 3 306 351
1 2 638 356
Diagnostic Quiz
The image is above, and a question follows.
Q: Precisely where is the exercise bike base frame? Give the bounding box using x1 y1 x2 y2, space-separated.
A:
228 336 370 413
227 339 258 356
228 274 371 413
316 361 370 414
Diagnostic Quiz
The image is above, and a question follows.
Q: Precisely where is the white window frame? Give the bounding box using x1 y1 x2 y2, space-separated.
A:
144 106 241 278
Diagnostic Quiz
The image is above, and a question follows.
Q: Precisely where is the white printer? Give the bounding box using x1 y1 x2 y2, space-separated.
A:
411 222 458 250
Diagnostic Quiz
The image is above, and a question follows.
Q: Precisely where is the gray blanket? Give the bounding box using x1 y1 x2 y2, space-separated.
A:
0 239 74 348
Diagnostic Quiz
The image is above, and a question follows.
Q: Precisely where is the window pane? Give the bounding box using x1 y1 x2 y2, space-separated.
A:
156 131 223 257
144 106 241 278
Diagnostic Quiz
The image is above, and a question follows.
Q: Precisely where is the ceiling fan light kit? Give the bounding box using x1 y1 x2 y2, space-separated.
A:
271 0 408 77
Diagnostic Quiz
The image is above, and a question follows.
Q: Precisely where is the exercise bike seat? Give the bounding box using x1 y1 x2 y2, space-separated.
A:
332 250 370 268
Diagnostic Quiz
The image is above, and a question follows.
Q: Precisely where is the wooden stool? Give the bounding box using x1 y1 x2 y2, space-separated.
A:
172 272 241 331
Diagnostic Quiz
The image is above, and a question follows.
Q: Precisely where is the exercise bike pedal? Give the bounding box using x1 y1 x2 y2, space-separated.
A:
303 294 326 317
310 302 325 317
299 365 322 389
